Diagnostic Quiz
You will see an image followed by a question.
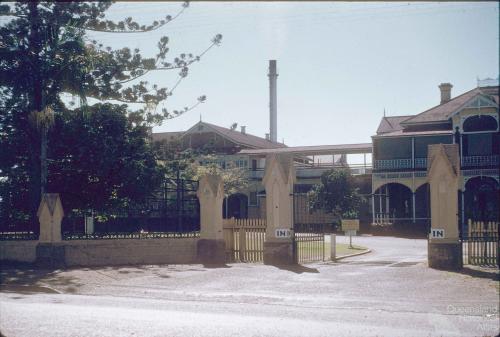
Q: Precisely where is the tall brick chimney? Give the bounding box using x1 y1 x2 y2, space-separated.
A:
439 83 453 104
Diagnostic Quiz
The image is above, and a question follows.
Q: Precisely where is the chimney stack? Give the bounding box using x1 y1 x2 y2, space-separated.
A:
240 125 246 134
439 83 453 104
265 133 270 140
268 60 278 143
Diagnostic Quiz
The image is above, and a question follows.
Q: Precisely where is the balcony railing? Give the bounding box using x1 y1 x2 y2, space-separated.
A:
373 159 412 170
461 155 499 168
414 158 427 169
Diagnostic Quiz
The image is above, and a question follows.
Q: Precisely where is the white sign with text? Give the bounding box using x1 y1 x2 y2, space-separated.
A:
275 228 291 238
430 229 445 239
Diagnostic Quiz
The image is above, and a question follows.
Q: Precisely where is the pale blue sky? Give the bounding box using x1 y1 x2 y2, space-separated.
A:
89 2 499 151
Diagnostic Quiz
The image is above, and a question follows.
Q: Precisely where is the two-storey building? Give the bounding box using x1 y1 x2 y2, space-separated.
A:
372 81 499 232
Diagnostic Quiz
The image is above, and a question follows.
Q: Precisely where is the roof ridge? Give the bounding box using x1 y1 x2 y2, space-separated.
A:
384 117 393 128
402 86 479 125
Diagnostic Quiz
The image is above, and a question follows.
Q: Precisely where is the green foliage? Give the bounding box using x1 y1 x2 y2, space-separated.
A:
0 2 221 221
192 155 250 197
308 169 361 219
48 104 165 212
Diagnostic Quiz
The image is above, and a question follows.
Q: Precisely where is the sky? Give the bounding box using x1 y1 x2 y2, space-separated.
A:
87 1 499 156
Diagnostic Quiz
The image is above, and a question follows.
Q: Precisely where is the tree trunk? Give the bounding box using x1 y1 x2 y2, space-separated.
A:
28 1 44 225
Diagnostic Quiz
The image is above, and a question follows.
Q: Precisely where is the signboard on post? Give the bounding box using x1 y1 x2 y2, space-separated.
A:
341 219 359 232
275 228 292 238
430 229 445 239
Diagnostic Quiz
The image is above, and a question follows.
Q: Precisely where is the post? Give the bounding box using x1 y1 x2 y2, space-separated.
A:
427 144 462 270
412 192 416 223
371 194 375 224
331 234 336 261
262 153 296 265
196 174 225 264
36 193 66 268
239 225 247 262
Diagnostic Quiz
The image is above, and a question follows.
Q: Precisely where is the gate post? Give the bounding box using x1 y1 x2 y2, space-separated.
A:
196 174 225 264
427 144 462 270
262 154 296 265
36 193 66 268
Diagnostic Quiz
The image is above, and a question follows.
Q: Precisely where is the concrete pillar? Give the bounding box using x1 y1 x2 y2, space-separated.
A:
38 193 64 243
196 174 225 264
36 193 66 268
427 144 462 270
262 154 296 265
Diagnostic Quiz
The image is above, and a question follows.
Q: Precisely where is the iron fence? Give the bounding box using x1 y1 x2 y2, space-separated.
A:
462 220 499 267
293 188 329 263
61 177 200 239
63 231 199 240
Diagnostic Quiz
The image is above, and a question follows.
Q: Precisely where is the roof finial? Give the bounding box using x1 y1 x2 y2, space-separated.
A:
200 114 202 122
383 108 386 117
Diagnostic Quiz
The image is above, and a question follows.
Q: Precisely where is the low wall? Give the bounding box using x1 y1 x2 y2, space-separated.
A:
0 241 38 264
64 238 199 267
1 238 199 267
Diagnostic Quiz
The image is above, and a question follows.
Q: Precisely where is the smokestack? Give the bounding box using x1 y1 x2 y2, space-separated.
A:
268 60 278 143
439 83 453 104
240 125 246 134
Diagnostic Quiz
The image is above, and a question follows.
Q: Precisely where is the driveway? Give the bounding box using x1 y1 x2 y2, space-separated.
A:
1 235 498 337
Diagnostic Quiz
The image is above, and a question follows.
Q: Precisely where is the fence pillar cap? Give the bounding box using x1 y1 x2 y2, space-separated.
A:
37 193 64 218
197 174 224 199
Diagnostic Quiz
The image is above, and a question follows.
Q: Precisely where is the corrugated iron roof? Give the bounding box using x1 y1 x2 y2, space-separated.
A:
373 129 453 138
376 116 413 134
184 122 287 150
401 86 499 125
239 143 372 156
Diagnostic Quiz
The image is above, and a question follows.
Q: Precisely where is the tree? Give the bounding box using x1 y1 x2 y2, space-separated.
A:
48 103 165 212
308 169 362 220
0 2 221 223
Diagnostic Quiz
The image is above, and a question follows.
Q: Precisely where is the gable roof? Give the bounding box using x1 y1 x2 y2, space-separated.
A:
401 86 499 126
376 115 413 135
151 131 184 143
184 121 287 150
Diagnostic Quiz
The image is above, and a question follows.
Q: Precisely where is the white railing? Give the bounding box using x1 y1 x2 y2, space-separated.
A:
374 159 412 170
414 158 427 169
461 155 499 167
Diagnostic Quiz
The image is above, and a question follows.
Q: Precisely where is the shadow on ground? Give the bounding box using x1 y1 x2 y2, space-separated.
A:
452 266 499 281
0 262 84 295
273 264 319 274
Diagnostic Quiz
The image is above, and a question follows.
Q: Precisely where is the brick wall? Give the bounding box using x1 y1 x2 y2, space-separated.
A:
0 241 38 263
63 238 199 267
1 238 199 267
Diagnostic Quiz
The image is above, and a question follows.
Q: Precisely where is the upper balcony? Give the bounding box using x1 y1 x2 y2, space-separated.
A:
374 155 499 171
461 155 499 168
373 158 427 171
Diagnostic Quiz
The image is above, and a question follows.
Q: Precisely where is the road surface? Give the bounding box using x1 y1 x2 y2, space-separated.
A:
1 236 498 337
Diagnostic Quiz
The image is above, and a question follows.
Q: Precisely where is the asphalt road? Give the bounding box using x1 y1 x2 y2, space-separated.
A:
1 236 499 337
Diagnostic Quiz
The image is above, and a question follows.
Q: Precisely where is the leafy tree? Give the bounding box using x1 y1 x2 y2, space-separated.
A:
48 103 165 212
0 1 221 223
308 169 362 219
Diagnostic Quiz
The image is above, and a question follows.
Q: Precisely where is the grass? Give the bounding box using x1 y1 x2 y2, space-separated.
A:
295 240 368 260
334 243 368 258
